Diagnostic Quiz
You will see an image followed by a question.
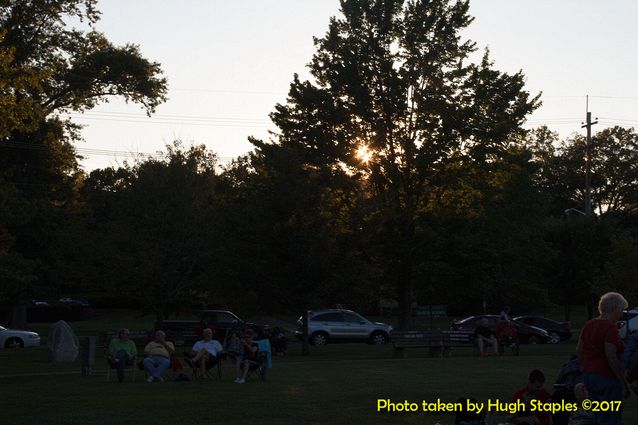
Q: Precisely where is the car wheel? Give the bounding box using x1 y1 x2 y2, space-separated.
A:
310 332 329 346
528 335 540 344
5 337 24 348
370 331 389 345
549 332 560 344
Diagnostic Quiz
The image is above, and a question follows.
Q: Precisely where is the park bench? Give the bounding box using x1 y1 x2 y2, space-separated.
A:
391 329 474 358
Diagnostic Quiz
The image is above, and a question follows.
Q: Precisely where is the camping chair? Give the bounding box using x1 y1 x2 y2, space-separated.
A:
494 322 520 356
137 354 182 382
184 351 225 380
106 354 137 382
246 339 272 381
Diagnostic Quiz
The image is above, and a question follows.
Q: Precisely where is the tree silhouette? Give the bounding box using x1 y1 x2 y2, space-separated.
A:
253 0 540 329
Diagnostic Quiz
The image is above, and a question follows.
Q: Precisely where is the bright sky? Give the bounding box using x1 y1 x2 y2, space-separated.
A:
74 0 638 170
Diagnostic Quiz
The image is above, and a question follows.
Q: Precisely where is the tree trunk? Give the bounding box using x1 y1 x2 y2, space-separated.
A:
564 304 571 322
586 291 595 319
397 272 414 331
301 309 310 356
8 304 28 330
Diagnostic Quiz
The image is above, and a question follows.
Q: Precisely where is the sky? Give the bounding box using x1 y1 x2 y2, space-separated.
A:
73 0 638 170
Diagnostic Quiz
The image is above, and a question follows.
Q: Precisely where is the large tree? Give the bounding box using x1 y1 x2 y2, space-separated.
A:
83 142 219 322
253 0 540 329
0 0 167 325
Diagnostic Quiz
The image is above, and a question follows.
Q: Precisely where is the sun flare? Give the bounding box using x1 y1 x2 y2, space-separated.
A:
355 145 372 163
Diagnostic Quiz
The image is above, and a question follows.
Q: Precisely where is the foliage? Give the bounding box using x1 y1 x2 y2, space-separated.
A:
0 0 167 315
255 0 540 328
82 142 219 320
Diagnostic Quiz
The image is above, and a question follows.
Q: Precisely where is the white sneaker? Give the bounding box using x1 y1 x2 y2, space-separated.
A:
234 378 240 383
158 376 165 382
237 378 245 384
146 376 154 383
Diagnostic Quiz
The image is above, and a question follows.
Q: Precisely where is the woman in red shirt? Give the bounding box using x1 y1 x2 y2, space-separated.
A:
576 292 631 425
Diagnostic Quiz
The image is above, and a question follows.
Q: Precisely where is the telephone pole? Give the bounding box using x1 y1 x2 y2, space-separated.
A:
581 95 597 217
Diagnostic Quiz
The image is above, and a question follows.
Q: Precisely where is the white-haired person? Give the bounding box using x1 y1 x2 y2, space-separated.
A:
576 292 632 425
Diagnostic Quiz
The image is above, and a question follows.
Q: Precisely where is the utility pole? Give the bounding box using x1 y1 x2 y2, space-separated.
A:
581 95 597 217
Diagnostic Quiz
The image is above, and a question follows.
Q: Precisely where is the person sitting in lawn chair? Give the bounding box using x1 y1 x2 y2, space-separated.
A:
108 328 137 382
495 320 519 355
474 318 499 357
234 328 259 384
143 330 175 382
185 327 224 380
269 326 287 356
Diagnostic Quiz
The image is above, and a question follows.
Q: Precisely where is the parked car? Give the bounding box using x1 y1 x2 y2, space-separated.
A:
618 309 638 339
0 326 41 348
58 298 89 307
512 316 571 343
156 310 267 346
451 315 549 344
294 309 393 346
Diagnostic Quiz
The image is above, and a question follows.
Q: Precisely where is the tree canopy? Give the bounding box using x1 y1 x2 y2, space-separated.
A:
254 0 540 329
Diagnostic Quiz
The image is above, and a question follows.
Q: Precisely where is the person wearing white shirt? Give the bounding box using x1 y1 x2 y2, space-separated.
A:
187 328 223 379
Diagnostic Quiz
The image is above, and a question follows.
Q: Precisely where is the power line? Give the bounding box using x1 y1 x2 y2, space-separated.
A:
68 115 271 128
67 111 271 124
0 140 237 162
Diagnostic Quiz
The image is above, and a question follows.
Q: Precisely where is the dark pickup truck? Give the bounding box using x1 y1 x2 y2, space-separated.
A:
155 310 267 346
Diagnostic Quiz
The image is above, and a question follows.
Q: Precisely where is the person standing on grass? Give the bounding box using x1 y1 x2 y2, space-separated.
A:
577 292 632 425
186 328 223 379
234 328 258 384
143 330 175 382
108 328 137 383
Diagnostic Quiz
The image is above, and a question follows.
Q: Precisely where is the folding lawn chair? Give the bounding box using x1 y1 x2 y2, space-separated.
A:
184 351 226 381
246 338 272 382
106 355 137 382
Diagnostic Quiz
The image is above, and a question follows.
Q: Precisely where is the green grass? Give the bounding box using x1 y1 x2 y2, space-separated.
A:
2 341 636 425
2 308 630 424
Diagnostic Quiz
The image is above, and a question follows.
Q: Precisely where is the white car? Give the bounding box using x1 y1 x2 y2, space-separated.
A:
0 326 41 348
618 310 638 339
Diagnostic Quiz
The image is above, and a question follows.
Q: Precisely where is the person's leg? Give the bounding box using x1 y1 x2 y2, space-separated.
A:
143 357 155 381
199 353 209 379
241 360 254 380
477 338 484 355
154 356 170 379
490 337 499 354
235 357 242 380
583 372 623 425
115 349 129 382
193 348 207 363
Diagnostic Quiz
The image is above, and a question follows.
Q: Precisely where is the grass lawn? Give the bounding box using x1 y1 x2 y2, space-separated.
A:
2 340 637 425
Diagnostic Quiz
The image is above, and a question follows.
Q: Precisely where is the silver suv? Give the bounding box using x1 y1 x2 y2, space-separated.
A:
295 309 393 346
618 309 638 338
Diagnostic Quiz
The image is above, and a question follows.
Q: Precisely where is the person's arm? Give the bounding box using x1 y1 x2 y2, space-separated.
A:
163 341 175 355
191 341 200 356
242 339 258 354
604 342 631 398
576 332 584 364
108 339 116 355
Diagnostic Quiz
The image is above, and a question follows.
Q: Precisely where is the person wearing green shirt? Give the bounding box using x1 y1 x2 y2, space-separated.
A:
108 329 137 382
